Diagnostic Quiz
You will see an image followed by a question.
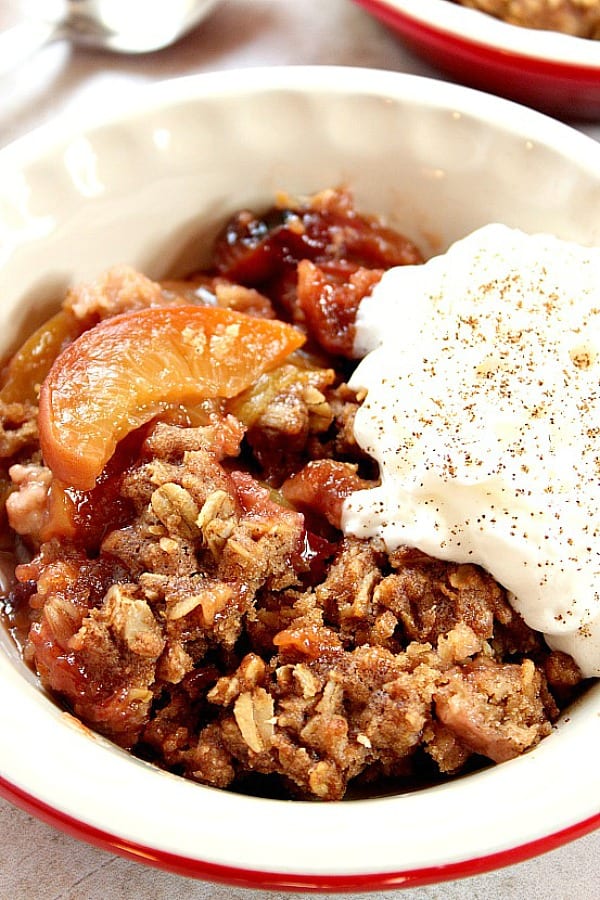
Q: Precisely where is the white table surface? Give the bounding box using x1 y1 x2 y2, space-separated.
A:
0 1 598 897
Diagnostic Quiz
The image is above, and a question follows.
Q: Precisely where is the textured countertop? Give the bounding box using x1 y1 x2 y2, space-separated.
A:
0 1 598 897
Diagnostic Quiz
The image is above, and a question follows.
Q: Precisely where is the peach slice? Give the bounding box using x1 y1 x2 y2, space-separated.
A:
0 310 84 405
39 305 304 490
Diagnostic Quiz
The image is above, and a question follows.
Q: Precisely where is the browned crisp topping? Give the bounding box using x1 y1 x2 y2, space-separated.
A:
0 400 39 458
454 0 600 39
0 189 585 800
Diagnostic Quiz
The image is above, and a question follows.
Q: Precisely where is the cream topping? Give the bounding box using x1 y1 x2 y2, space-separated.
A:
343 224 600 677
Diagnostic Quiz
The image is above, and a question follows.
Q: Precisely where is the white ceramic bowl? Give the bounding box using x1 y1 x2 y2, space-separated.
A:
0 67 599 891
352 0 600 120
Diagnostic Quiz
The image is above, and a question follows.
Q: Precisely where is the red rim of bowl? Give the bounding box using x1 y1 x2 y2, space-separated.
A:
353 0 600 117
0 773 598 891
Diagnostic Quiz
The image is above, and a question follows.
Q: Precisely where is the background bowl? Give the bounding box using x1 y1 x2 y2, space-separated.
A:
352 0 600 120
0 67 599 891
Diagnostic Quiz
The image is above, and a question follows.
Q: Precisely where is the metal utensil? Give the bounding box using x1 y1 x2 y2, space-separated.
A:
0 0 221 74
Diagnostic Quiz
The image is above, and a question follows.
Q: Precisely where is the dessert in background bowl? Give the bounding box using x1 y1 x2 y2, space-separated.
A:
454 0 600 39
352 0 600 119
0 66 598 891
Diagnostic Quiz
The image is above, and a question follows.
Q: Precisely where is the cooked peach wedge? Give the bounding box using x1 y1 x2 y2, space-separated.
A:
0 310 84 406
38 305 305 491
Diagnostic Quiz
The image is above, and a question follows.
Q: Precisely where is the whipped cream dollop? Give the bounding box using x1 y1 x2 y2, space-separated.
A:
343 224 600 678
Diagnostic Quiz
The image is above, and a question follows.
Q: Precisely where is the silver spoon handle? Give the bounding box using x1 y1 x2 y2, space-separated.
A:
0 20 62 78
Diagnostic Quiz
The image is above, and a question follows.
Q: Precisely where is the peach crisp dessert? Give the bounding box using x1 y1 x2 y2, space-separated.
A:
0 189 587 801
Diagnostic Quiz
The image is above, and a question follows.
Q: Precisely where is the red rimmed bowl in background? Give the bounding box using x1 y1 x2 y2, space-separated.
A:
353 0 600 120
